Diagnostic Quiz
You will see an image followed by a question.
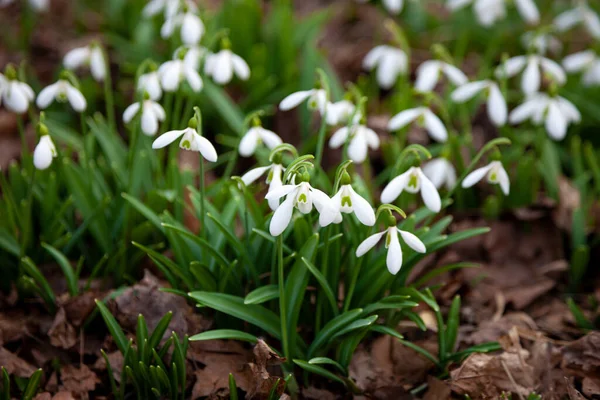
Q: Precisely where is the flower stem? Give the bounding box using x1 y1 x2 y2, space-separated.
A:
17 116 29 162
103 61 116 133
314 112 329 171
20 168 36 255
315 226 332 333
277 235 289 361
343 257 363 312
199 156 206 237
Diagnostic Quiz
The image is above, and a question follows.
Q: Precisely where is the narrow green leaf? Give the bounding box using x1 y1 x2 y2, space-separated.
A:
301 257 338 315
445 296 461 353
371 325 440 367
190 329 259 343
244 285 279 305
308 357 347 375
123 193 164 232
148 312 173 351
21 257 55 310
293 360 346 386
308 309 363 358
22 369 43 400
229 373 239 400
41 243 78 296
95 299 129 354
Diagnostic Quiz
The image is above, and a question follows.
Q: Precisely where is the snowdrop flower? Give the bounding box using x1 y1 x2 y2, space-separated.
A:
36 77 86 112
158 51 203 92
381 166 442 212
241 161 285 211
161 1 204 45
1 67 35 114
326 100 357 126
204 46 250 85
320 173 376 227
238 121 282 157
422 158 457 190
562 50 600 86
447 0 539 26
355 0 404 14
509 92 581 140
64 44 106 82
554 1 600 39
355 216 426 275
142 0 179 18
521 32 562 56
329 122 380 163
152 117 217 162
496 54 566 95
414 60 468 93
0 0 48 11
33 125 57 170
388 107 448 142
363 45 408 90
451 80 507 126
123 95 166 136
462 160 510 195
138 70 162 101
182 45 207 71
266 174 332 236
279 88 327 114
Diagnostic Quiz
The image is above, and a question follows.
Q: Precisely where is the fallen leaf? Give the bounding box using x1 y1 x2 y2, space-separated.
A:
423 376 451 400
561 332 600 379
246 339 285 399
59 364 98 395
48 308 77 349
0 347 37 378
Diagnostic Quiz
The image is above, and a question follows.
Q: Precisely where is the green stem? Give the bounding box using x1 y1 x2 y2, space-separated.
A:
314 111 329 171
17 116 29 162
171 93 184 131
20 169 36 255
199 156 206 237
315 226 332 333
103 59 116 133
343 257 363 312
277 235 289 362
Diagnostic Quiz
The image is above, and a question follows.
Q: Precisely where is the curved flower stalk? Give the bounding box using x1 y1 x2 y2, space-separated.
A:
64 43 106 82
158 50 203 92
238 120 282 157
329 120 380 163
446 0 539 26
356 208 426 275
422 158 457 190
204 42 250 85
521 31 562 56
414 60 468 93
355 0 404 15
279 87 328 114
554 1 600 39
462 160 510 195
152 116 217 161
161 1 204 45
326 100 357 126
388 106 448 142
381 165 442 212
363 45 408 90
320 171 376 227
451 80 507 126
0 66 35 114
142 0 179 18
33 122 57 170
138 70 162 100
563 50 600 86
266 171 332 236
509 92 581 141
495 54 566 95
123 95 166 136
36 73 86 112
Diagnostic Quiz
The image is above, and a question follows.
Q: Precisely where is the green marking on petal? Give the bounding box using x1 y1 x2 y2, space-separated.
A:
489 172 497 182
298 193 307 203
385 232 391 247
408 174 418 189
342 196 352 207
181 140 191 149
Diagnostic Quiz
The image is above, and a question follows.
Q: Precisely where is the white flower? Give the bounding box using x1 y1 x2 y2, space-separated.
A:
496 54 566 95
33 135 57 170
161 3 204 45
320 184 376 227
279 89 328 114
1 0 48 11
1 77 34 114
204 49 250 85
422 158 457 190
158 59 203 92
363 45 408 90
36 79 86 112
356 225 426 275
152 126 218 161
64 45 106 82
562 50 600 86
326 100 357 126
462 160 510 195
355 0 405 14
381 166 442 212
241 163 285 211
521 32 562 56
266 181 332 236
123 99 166 136
142 0 179 18
138 71 162 100
238 126 282 157
414 60 468 93
509 92 581 141
329 123 380 163
451 80 507 126
447 0 539 26
388 107 448 142
182 45 207 71
554 1 600 39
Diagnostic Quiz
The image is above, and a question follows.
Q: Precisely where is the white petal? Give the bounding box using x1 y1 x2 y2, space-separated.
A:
441 63 468 86
231 54 250 80
522 58 540 95
142 0 165 17
267 171 284 211
381 169 411 203
383 0 403 14
258 128 282 149
418 170 442 212
161 16 177 38
181 13 203 44
540 58 566 85
554 9 582 31
269 192 296 236
451 81 488 102
509 97 540 124
386 229 403 275
238 128 260 157
66 85 86 112
377 52 401 90
265 184 298 201
414 61 440 92
34 138 54 170
160 63 180 92
355 231 386 257
349 186 376 226
514 0 539 24
279 90 314 111
388 108 421 131
5 84 29 113
557 97 581 122
364 127 380 149
487 84 507 126
196 135 218 162
398 229 426 253
584 8 600 38
546 102 567 141
461 164 493 188
363 46 386 70
152 102 166 120
496 165 510 195
240 165 270 186
212 52 233 84
90 48 106 81
497 56 527 78
311 187 332 213
422 158 448 189
562 51 595 73
63 47 89 70
141 107 159 136
123 103 140 123
423 110 448 142
184 66 203 92
36 82 59 109
347 133 369 163
447 0 472 10
152 129 186 149
329 127 349 148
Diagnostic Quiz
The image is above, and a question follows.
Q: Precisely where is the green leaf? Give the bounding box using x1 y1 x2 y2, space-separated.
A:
20 257 56 310
447 342 502 361
371 325 439 367
229 373 239 400
42 243 78 296
190 329 259 343
1 367 9 400
244 285 279 305
445 296 461 353
95 299 129 354
413 262 479 288
22 369 43 400
332 315 378 339
123 193 164 232
308 309 363 358
293 360 346 386
203 80 245 135
308 357 347 375
148 312 173 351
301 257 338 315
0 228 19 257
566 298 594 330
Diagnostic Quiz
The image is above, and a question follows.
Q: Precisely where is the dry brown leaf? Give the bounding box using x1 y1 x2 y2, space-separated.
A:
48 308 77 350
59 364 99 396
423 376 451 400
246 339 285 399
0 347 37 378
561 332 600 378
